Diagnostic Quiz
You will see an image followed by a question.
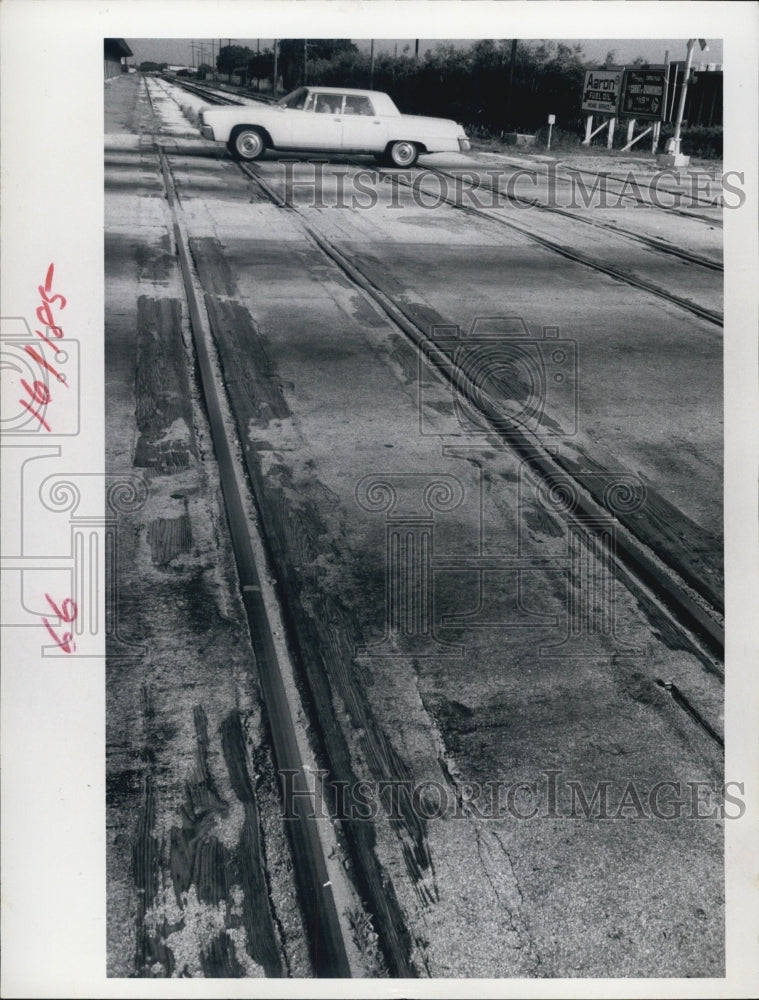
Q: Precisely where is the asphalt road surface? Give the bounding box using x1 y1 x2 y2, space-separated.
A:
105 73 725 979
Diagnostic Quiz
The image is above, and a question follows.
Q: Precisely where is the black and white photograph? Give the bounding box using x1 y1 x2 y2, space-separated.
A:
1 2 758 997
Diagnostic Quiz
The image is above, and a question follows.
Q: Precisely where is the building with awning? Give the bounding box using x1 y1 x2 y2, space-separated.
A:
104 38 133 79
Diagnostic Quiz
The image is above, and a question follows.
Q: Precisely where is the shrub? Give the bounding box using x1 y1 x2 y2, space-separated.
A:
534 124 583 150
657 123 722 158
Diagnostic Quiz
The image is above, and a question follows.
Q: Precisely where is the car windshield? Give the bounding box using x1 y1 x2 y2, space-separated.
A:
278 88 308 109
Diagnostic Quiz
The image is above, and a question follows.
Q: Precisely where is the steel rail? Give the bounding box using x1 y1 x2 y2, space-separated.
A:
166 75 275 106
144 77 354 978
159 77 243 105
427 165 723 272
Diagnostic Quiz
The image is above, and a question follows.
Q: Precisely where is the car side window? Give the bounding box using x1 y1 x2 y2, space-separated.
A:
315 94 343 114
283 88 307 109
344 96 375 116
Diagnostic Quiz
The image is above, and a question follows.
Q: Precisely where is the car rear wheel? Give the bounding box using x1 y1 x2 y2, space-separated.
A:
229 126 266 161
387 141 419 168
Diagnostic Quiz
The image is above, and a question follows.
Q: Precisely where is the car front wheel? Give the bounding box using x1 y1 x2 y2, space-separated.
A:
229 126 266 161
387 141 419 168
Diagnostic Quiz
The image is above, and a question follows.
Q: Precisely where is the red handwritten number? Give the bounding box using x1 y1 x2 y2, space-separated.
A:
19 378 52 431
21 264 68 430
43 593 78 654
23 344 68 385
35 263 66 350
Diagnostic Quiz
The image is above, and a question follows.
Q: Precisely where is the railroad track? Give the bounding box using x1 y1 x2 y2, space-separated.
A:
236 156 724 673
144 76 356 979
148 70 725 678
561 162 723 212
136 77 726 976
427 164 723 271
164 74 275 106
473 158 724 226
367 165 722 327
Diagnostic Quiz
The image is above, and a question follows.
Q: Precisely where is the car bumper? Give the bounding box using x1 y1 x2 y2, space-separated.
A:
200 125 215 141
458 137 471 152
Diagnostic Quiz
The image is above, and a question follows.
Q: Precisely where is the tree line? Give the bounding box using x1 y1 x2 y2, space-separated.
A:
212 39 610 133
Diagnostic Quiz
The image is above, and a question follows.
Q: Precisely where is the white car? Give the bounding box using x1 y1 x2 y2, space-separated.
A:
198 86 471 167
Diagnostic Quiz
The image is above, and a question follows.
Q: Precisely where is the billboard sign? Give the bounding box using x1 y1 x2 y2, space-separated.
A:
620 68 667 119
581 69 623 114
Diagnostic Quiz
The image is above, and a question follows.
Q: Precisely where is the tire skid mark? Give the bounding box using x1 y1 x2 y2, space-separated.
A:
147 513 193 565
165 705 283 976
132 684 175 976
219 710 286 974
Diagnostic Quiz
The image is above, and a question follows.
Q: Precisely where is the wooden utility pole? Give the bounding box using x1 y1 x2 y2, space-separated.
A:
273 39 278 97
304 39 308 84
415 39 419 60
370 39 375 88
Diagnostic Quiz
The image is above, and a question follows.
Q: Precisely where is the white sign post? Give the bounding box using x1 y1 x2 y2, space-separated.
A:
547 113 555 150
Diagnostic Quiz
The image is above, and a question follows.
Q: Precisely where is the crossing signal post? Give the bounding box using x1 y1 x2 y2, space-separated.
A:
658 38 709 168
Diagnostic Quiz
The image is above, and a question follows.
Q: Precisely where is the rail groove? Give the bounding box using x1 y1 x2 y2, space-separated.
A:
145 77 354 978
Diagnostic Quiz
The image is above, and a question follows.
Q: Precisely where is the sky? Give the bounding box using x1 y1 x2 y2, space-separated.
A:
125 37 724 69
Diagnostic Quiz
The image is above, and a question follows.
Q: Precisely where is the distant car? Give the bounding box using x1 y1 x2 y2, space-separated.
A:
198 86 471 167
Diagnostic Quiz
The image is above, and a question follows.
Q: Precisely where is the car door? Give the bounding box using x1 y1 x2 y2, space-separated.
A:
339 94 388 152
285 92 344 151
